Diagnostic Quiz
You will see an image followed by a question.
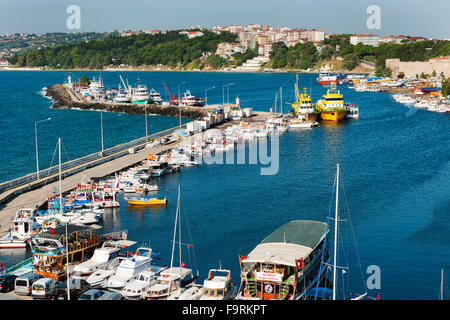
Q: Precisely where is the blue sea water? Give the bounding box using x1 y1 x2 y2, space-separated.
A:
0 70 449 300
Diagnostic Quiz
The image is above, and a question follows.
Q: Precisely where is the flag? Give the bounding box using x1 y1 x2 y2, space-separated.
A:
181 262 186 267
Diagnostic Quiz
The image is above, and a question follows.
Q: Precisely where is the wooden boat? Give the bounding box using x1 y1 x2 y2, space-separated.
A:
125 197 167 206
235 220 329 300
30 226 127 281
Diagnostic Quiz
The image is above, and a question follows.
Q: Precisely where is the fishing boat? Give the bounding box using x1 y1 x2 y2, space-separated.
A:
199 268 234 300
316 83 348 122
130 79 149 104
72 239 136 278
235 220 329 300
0 208 40 249
317 72 338 85
125 196 167 206
345 104 359 119
286 85 319 121
113 86 131 103
105 247 160 290
149 88 163 104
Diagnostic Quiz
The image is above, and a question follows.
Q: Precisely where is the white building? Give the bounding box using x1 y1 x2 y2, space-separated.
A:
350 34 380 46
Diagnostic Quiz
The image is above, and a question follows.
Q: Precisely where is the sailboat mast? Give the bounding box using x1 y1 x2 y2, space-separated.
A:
280 87 283 115
333 164 340 300
440 269 444 300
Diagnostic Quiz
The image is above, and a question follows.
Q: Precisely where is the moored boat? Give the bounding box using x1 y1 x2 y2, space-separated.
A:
125 196 167 206
316 83 348 122
235 220 329 300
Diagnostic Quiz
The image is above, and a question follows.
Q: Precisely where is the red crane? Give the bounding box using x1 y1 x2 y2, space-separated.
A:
162 82 176 105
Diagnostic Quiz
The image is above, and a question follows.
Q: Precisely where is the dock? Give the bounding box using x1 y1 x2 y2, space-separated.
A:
47 84 219 118
0 109 271 235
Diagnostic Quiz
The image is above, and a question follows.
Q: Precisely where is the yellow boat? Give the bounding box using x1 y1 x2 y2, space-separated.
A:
316 83 347 122
285 84 319 121
126 197 167 206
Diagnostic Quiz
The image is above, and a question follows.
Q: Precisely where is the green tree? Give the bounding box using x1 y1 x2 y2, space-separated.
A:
343 53 359 71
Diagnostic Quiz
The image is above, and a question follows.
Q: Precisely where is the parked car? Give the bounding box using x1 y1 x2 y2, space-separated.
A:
78 289 124 300
14 273 43 296
31 278 56 299
0 274 17 293
78 289 107 300
98 291 125 300
54 278 91 300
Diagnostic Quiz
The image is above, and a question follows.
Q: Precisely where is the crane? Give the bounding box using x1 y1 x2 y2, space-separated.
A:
162 82 176 105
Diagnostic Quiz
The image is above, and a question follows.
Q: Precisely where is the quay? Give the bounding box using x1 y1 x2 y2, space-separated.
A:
0 111 271 236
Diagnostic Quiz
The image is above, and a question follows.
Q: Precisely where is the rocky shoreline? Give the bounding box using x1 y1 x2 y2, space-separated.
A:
45 84 209 118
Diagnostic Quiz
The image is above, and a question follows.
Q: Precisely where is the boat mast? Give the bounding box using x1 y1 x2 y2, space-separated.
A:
440 269 444 300
59 138 71 300
280 87 283 115
333 164 340 300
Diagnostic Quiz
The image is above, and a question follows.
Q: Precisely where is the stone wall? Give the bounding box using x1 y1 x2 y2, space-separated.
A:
386 57 450 78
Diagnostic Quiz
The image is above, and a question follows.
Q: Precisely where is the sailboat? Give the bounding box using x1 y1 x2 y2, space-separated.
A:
146 186 198 299
306 164 368 300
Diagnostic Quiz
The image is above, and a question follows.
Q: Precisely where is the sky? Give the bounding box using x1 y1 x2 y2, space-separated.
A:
0 0 449 39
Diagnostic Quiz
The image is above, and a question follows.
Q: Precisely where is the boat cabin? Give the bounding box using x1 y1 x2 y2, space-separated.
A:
236 220 329 300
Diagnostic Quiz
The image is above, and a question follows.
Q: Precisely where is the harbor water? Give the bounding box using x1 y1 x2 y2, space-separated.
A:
0 71 449 299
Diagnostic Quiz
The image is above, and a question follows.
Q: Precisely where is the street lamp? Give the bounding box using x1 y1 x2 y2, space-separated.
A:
100 111 104 155
204 86 215 106
34 117 51 179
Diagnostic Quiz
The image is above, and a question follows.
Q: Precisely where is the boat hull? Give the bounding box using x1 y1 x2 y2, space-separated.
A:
131 100 148 105
127 198 167 206
319 110 347 122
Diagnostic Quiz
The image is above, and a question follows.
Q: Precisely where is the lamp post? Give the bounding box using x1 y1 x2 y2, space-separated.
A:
100 111 104 155
204 86 215 106
145 105 148 141
34 117 51 179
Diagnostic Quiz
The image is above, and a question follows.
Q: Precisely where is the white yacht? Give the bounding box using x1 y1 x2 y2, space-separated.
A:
199 269 233 300
106 247 156 289
72 240 136 278
145 267 196 300
121 267 166 300
0 208 40 249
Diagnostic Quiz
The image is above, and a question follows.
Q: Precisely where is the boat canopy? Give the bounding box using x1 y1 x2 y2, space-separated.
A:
243 220 327 267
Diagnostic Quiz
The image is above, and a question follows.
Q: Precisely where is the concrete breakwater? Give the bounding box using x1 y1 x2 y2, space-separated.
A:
45 84 211 118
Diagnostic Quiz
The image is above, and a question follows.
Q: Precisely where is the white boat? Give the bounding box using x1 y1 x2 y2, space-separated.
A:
72 240 136 278
106 247 156 290
146 186 198 300
146 267 197 300
149 88 162 104
86 262 122 287
121 267 166 300
0 208 40 249
199 269 233 300
113 87 131 103
130 79 149 105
